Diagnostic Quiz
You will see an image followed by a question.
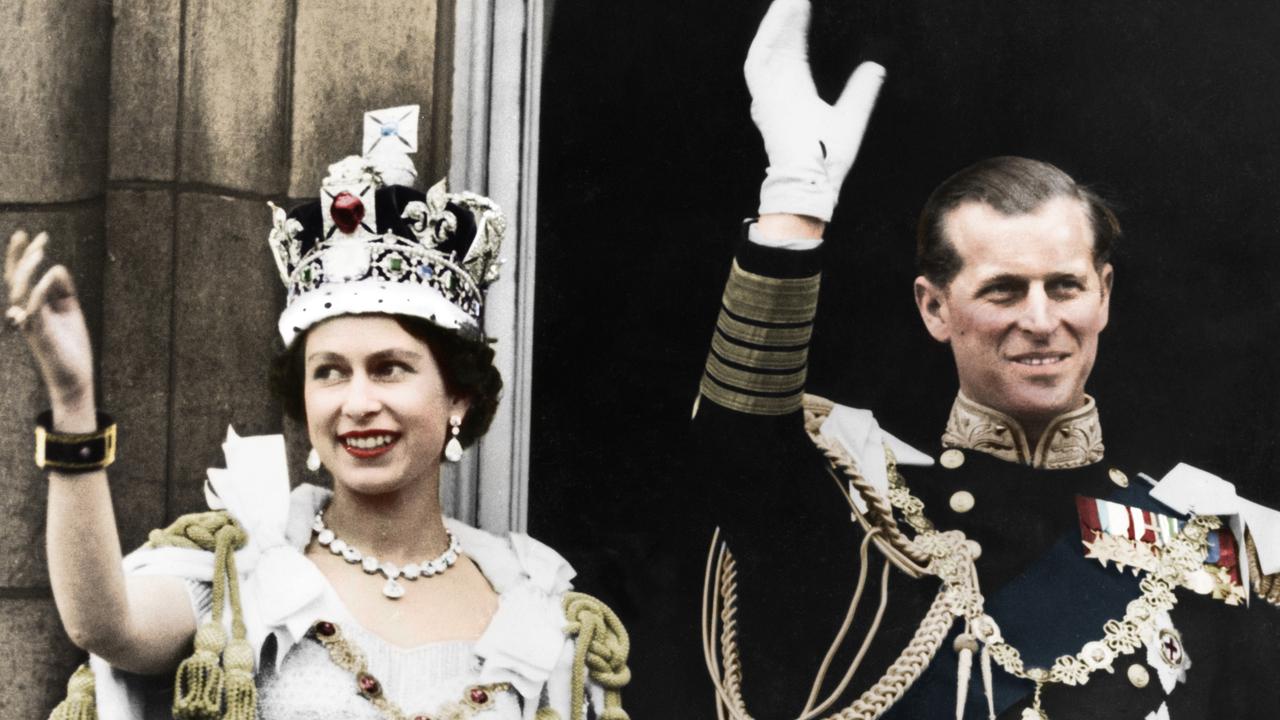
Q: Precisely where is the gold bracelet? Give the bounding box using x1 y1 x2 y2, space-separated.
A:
34 411 117 473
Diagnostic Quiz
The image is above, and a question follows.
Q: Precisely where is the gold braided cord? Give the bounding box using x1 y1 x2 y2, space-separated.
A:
828 590 955 719
1246 530 1280 606
807 395 1231 714
723 260 821 324
702 530 752 720
145 510 242 551
147 511 255 720
703 529 955 720
801 532 890 720
718 549 746 717
563 592 631 720
47 512 254 720
802 395 931 571
699 394 959 719
716 310 814 348
712 331 810 370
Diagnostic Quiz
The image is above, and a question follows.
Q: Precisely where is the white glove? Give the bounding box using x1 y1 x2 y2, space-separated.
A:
746 0 885 221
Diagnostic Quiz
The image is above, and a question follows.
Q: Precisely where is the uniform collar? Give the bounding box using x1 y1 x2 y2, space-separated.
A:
942 391 1105 469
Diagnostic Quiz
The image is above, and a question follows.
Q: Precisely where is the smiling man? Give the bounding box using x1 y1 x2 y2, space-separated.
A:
692 2 1280 719
914 158 1116 466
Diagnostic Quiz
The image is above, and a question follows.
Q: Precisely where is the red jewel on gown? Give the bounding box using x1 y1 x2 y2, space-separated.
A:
357 672 381 696
330 191 365 233
469 687 489 705
313 620 335 638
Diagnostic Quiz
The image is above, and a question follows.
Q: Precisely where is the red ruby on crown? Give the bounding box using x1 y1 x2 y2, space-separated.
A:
468 687 490 705
330 191 365 234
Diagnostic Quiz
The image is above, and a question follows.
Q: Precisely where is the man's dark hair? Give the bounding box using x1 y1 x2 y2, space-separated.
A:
270 315 503 448
916 156 1121 287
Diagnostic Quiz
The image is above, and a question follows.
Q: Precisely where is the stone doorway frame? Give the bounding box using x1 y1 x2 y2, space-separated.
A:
443 0 548 533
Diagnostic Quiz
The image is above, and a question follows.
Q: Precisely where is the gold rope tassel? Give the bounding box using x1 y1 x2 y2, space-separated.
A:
221 637 256 720
173 621 227 720
563 591 632 720
48 664 96 720
219 539 257 720
154 513 251 720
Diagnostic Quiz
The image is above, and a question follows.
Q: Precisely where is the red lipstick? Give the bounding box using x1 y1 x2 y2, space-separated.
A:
337 430 401 459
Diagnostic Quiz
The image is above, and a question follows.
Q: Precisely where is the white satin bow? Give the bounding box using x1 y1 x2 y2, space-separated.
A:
205 428 328 655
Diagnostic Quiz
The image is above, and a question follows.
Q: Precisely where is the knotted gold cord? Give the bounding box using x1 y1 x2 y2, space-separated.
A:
563 591 632 720
147 511 255 720
46 511 254 720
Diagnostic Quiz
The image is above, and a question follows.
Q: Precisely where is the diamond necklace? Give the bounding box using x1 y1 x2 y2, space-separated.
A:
312 511 462 600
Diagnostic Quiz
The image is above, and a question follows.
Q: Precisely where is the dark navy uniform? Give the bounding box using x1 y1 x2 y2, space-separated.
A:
693 235 1280 719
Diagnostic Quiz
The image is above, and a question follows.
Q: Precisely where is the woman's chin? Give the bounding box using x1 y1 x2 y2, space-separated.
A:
329 466 413 496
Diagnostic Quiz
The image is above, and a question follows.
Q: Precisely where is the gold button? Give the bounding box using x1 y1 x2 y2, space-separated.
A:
940 448 965 469
1127 663 1150 688
1108 467 1129 488
965 539 982 559
949 490 975 513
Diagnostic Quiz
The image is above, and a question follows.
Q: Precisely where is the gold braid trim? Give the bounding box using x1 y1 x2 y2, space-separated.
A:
722 260 821 324
699 377 803 416
563 592 631 720
705 354 807 395
698 260 818 418
1246 530 1280 606
711 332 809 371
715 310 814 348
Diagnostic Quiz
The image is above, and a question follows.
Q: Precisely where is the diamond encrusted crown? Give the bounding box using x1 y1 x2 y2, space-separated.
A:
267 106 505 345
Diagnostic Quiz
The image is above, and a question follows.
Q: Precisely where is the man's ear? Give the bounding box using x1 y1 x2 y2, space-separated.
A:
1097 262 1114 331
914 276 951 343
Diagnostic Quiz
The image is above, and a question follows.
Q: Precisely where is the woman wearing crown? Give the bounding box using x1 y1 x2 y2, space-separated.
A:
6 108 628 720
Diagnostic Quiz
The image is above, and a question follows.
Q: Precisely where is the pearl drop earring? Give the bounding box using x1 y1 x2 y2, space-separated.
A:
444 415 463 462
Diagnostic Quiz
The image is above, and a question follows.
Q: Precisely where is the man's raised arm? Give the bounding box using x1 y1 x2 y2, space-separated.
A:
696 0 884 420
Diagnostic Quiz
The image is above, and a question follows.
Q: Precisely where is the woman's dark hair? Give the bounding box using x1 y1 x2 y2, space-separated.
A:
270 315 503 447
916 156 1121 288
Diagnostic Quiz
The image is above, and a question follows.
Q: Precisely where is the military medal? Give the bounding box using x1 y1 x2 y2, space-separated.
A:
1076 496 1246 604
1144 611 1191 694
